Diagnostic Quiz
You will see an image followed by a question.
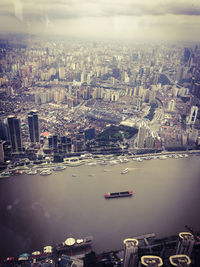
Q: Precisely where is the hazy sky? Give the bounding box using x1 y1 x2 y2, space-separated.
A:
0 0 200 41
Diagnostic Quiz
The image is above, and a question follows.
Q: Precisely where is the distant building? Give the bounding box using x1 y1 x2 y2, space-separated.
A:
92 87 104 99
61 136 67 153
28 110 40 143
66 137 72 152
53 135 58 153
188 128 198 144
137 126 148 148
48 136 53 148
192 82 200 99
0 119 9 141
0 141 4 163
168 99 176 112
59 67 65 80
73 139 85 152
137 97 142 111
187 106 198 125
7 115 22 152
85 128 95 141
48 134 59 153
58 255 83 267
172 85 178 97
145 135 155 148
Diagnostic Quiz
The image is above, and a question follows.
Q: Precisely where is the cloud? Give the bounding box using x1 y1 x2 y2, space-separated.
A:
1 0 200 20
0 0 200 41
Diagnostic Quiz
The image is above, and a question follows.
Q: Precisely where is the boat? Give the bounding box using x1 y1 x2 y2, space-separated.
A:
53 165 66 171
40 169 52 176
119 158 129 163
26 169 38 175
132 157 143 162
121 168 129 174
0 171 10 178
11 169 23 175
109 160 118 165
136 157 143 162
67 161 85 167
99 160 107 165
159 155 168 160
88 162 97 166
104 191 133 199
55 236 93 252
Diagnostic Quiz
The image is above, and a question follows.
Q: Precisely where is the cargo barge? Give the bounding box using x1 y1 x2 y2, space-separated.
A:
104 191 133 199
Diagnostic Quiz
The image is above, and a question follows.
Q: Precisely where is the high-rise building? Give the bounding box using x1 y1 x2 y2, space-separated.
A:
0 119 9 141
145 135 155 148
66 137 72 153
172 85 178 97
61 136 67 153
137 126 148 148
59 67 65 80
85 128 95 141
123 238 138 267
168 99 176 112
140 255 163 267
81 72 85 83
48 136 53 148
187 106 198 125
87 74 91 85
28 110 40 143
0 141 4 163
53 135 58 153
176 232 195 258
169 255 191 267
137 97 142 111
7 115 22 152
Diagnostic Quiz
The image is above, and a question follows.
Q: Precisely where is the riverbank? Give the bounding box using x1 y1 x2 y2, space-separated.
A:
1 150 199 178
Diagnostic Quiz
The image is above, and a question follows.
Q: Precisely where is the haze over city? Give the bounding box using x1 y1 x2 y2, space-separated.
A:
0 0 200 41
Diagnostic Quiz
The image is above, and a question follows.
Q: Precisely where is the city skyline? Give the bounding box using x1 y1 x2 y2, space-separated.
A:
0 0 200 42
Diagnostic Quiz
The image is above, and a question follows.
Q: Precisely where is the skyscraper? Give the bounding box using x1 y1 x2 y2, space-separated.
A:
53 135 58 152
7 115 22 152
0 141 4 163
176 232 195 258
140 255 163 267
123 238 138 267
169 255 191 267
28 110 40 143
137 126 148 148
137 97 142 111
187 106 198 125
168 99 176 112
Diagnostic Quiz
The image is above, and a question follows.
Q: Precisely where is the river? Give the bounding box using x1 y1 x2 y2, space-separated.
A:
0 154 200 259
